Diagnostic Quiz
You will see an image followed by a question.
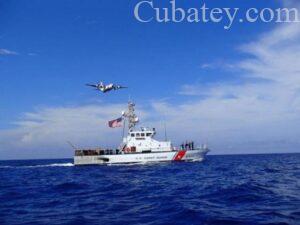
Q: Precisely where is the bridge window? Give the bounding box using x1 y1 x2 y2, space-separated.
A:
146 133 152 136
131 133 135 137
136 133 140 137
141 133 145 137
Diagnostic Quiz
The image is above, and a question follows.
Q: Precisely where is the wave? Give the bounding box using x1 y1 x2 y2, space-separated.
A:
0 163 74 169
0 165 13 168
1 154 300 225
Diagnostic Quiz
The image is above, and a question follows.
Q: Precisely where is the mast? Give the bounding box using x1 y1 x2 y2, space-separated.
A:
122 101 139 131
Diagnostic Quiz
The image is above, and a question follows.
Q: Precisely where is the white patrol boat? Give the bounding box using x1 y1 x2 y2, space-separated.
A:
74 102 209 165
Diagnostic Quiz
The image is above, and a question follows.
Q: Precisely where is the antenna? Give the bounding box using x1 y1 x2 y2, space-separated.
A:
164 121 168 141
67 141 77 150
163 114 168 141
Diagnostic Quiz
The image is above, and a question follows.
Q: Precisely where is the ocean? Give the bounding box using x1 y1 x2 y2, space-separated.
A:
0 154 299 225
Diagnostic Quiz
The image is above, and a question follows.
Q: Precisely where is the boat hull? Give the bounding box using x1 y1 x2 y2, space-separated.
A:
74 149 209 165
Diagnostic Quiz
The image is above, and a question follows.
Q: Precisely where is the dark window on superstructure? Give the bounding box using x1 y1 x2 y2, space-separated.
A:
131 133 135 137
141 133 145 137
136 133 140 137
146 133 152 136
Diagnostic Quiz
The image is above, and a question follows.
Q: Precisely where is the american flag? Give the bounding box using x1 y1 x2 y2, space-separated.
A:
108 117 123 128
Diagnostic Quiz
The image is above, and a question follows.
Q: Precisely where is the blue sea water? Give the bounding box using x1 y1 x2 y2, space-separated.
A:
0 154 299 225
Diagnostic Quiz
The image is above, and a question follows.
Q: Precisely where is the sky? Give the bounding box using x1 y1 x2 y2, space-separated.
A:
1 0 300 159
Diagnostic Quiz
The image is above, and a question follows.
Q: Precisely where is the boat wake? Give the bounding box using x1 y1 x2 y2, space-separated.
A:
24 163 74 168
0 163 74 169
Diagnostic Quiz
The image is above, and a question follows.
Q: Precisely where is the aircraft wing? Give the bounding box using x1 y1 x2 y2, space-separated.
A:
85 84 98 88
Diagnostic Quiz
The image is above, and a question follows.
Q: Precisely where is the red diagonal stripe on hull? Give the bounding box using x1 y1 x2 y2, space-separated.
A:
173 150 186 161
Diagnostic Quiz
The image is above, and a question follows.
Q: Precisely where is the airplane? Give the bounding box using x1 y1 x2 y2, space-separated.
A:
85 81 127 93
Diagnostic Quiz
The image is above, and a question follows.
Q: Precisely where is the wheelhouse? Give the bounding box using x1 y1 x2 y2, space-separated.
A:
129 128 156 139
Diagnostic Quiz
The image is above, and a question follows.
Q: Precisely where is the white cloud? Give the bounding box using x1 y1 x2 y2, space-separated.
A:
200 61 234 71
0 102 157 159
200 63 214 69
0 48 18 56
173 19 300 154
27 52 38 56
0 104 134 159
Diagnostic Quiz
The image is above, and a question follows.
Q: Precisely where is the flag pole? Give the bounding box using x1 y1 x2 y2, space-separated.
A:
122 117 126 140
